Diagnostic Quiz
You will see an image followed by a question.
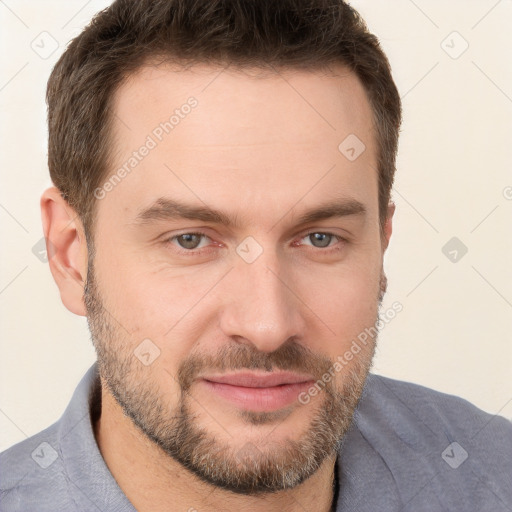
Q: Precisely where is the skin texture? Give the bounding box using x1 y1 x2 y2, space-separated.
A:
41 63 394 512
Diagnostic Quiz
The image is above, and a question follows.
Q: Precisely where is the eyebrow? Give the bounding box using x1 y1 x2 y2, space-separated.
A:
133 196 367 229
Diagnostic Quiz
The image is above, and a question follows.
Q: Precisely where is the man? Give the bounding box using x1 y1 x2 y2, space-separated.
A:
1 0 511 510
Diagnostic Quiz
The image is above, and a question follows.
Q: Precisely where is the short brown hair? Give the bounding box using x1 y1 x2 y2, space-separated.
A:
47 0 401 240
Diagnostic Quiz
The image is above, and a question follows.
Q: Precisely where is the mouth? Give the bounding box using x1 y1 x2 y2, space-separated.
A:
197 371 315 412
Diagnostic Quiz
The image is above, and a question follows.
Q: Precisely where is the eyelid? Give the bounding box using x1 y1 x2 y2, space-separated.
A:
164 229 346 255
167 231 215 252
296 230 345 248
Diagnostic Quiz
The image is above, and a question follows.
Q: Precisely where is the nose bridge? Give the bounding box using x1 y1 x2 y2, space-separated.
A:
219 247 304 352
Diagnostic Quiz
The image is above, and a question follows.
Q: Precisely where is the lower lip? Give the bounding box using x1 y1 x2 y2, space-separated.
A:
199 379 314 412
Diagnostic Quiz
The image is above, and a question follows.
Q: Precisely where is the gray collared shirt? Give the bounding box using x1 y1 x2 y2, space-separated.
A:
1 363 511 511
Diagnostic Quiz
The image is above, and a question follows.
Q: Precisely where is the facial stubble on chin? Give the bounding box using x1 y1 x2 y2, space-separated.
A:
84 258 385 495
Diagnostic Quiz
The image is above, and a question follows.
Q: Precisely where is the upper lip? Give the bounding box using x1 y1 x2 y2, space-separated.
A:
200 371 315 388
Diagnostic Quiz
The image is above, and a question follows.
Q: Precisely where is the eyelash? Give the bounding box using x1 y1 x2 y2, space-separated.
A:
165 231 346 256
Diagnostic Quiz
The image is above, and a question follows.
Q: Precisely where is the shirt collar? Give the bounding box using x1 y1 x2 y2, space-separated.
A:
57 363 136 511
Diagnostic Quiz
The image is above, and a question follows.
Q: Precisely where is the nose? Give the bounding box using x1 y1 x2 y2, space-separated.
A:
218 251 306 353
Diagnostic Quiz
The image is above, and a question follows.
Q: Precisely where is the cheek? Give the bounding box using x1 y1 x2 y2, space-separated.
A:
294 257 380 352
93 248 220 356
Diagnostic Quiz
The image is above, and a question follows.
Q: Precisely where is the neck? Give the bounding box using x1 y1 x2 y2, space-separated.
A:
94 386 338 512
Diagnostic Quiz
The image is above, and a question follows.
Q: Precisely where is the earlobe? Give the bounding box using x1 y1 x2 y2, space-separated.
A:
40 186 88 316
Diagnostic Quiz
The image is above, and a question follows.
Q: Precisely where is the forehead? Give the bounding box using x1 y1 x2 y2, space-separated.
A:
100 62 378 228
112 61 375 144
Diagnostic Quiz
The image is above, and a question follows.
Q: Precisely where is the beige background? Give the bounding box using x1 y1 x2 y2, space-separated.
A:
1 0 511 452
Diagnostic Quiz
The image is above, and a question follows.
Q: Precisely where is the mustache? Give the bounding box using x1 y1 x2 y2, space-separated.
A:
176 273 386 392
177 341 334 392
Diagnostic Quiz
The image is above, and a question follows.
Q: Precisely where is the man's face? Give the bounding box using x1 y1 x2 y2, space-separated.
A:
85 63 390 493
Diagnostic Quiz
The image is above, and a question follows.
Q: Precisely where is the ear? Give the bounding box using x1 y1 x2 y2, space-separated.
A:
381 201 395 253
40 186 88 316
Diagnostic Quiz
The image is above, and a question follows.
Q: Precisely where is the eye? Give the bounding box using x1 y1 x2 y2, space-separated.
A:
300 232 342 249
170 232 211 250
164 230 345 255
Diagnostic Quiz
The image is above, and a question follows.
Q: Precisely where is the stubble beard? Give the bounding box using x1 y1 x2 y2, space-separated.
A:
84 258 385 494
